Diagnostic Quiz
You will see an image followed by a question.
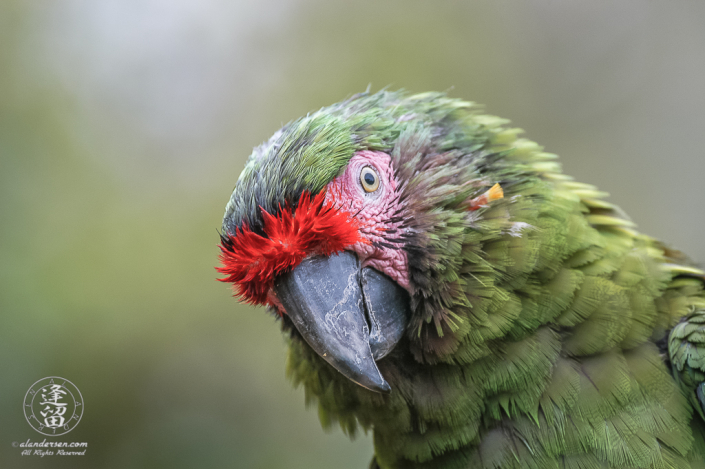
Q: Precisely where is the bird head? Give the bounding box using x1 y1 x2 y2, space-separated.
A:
217 91 508 393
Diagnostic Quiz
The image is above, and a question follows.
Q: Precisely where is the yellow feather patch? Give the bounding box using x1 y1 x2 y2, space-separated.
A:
468 183 504 211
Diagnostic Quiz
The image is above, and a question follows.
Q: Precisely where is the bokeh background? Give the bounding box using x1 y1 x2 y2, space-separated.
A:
2 1 704 468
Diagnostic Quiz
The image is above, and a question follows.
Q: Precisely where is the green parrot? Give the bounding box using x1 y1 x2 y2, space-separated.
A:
217 90 705 468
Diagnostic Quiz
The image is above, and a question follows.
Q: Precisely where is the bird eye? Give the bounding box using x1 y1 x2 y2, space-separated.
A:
360 167 380 193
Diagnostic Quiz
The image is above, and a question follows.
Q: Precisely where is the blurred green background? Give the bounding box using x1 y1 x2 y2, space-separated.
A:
1 1 704 468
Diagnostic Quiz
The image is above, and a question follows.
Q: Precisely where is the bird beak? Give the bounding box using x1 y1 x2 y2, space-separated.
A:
273 251 409 393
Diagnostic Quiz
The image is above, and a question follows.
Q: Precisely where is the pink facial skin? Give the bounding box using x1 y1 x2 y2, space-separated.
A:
325 151 411 291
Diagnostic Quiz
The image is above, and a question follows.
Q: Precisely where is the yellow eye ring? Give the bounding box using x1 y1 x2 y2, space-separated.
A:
360 166 380 193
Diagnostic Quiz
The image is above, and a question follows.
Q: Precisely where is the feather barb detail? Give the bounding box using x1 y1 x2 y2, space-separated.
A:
216 191 366 306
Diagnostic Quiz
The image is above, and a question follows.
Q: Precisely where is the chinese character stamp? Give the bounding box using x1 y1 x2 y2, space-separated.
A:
23 377 83 436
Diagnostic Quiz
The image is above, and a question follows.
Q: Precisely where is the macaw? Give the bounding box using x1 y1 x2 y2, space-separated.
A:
217 90 705 468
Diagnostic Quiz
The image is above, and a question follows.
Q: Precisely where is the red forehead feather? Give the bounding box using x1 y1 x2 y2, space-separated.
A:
216 191 365 305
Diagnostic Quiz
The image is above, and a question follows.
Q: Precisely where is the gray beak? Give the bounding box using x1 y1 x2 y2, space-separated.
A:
273 251 409 393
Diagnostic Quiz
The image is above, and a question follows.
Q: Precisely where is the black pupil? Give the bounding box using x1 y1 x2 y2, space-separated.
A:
364 172 376 186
